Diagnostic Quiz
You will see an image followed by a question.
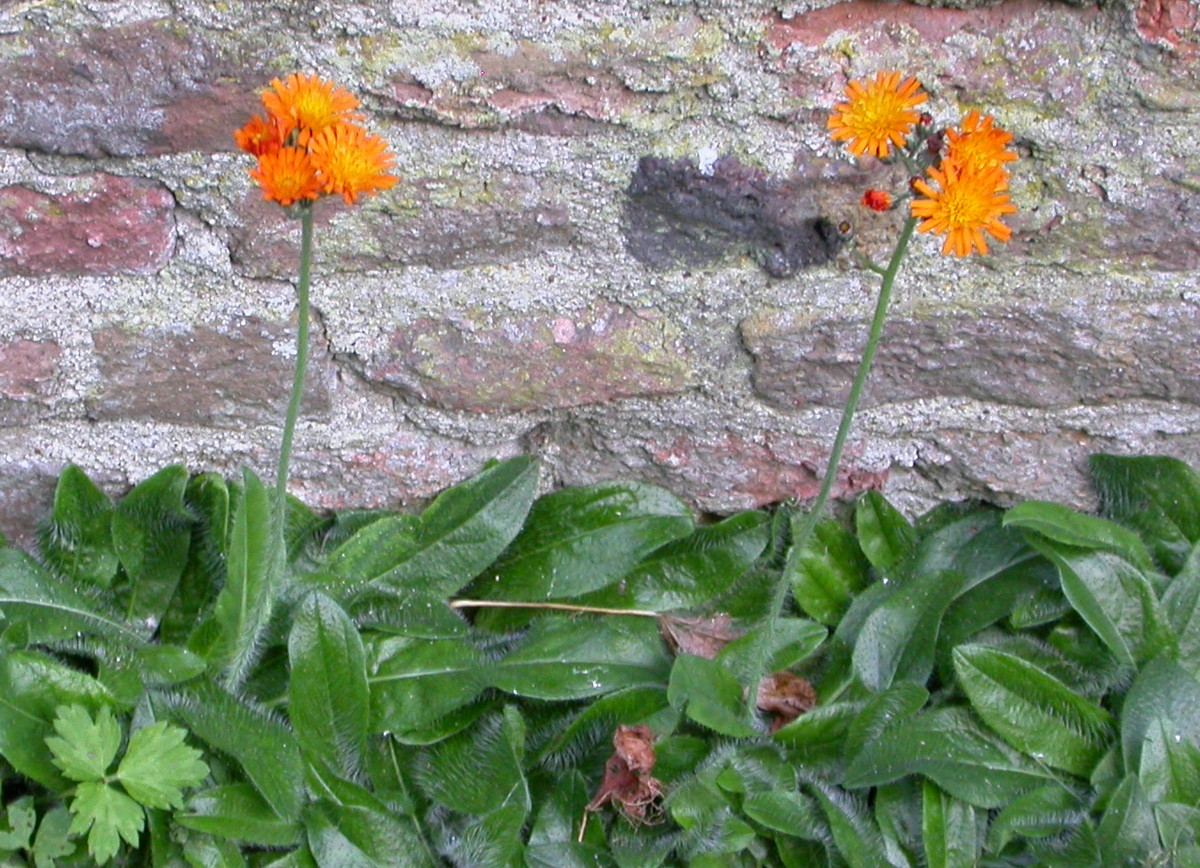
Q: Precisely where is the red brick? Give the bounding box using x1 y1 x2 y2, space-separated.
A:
89 318 330 427
0 176 175 277
362 303 694 413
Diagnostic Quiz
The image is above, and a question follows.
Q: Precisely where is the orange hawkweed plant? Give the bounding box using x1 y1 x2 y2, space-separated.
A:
235 73 397 546
758 72 1019 711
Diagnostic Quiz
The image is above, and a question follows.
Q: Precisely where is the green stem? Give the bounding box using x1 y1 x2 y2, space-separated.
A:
752 216 918 714
275 203 314 528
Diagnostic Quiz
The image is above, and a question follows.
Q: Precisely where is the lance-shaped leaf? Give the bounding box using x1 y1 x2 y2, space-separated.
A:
214 468 283 687
807 780 890 868
367 636 489 735
575 511 769 611
414 706 529 816
480 481 693 601
1090 453 1200 574
38 464 119 588
852 569 964 692
667 653 755 738
1004 501 1155 573
1121 656 1200 774
986 785 1086 852
178 784 303 848
305 775 438 868
159 680 303 822
855 491 916 575
323 457 538 601
785 516 869 626
111 465 194 627
953 644 1115 777
159 473 231 646
844 707 1055 808
1098 774 1161 867
1163 545 1200 676
491 616 670 701
0 549 145 647
288 593 369 782
922 781 980 868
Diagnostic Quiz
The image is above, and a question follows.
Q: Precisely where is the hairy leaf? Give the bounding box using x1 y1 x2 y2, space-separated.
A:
808 780 890 868
480 481 693 601
179 784 303 848
785 516 869 626
953 644 1115 776
1090 453 1200 573
288 593 369 781
367 635 489 734
1004 500 1155 573
1098 774 1160 867
986 785 1084 852
667 654 755 738
855 491 916 575
1121 656 1200 773
415 706 529 816
38 464 119 588
922 781 979 868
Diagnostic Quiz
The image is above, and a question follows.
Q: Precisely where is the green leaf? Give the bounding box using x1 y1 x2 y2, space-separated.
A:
490 616 670 701
843 683 928 766
415 706 528 816
30 805 75 868
1004 501 1155 573
68 780 144 864
305 776 438 868
0 650 116 788
214 468 283 688
808 780 889 868
785 516 869 625
852 570 963 691
855 491 916 575
0 796 35 851
160 473 231 646
182 833 248 868
575 511 769 612
1098 774 1160 868
986 785 1083 851
844 707 1054 808
368 636 489 734
667 653 755 738
288 593 369 781
1032 540 1168 666
1090 453 1200 573
952 644 1115 777
742 789 824 840
772 700 865 770
116 720 208 809
326 457 539 600
46 704 121 782
38 464 119 588
159 681 303 822
111 465 194 626
480 481 694 601
1121 656 1200 774
0 548 146 646
1163 544 1200 676
347 588 468 639
922 781 980 868
178 784 303 848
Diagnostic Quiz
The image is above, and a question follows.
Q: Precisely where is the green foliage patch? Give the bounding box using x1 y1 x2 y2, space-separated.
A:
3 453 1200 865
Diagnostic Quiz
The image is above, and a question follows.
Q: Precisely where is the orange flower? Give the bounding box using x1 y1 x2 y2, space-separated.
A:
249 147 322 207
828 71 928 159
910 163 1017 257
234 114 284 156
308 122 398 204
943 111 1017 174
861 189 893 212
261 73 362 141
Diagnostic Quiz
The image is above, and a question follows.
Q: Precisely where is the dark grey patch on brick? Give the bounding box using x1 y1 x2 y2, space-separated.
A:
623 155 841 278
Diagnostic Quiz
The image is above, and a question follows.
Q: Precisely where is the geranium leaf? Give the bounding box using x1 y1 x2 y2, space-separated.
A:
68 780 143 864
45 704 121 782
116 720 209 809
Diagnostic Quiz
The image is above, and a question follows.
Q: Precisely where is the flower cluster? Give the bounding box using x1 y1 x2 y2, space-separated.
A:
235 74 397 207
828 71 1018 257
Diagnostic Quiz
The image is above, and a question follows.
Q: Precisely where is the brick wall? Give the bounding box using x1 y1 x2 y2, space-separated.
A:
0 0 1197 546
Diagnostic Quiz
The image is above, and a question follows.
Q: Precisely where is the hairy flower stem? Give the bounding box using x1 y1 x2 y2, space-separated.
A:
275 203 314 529
752 216 917 716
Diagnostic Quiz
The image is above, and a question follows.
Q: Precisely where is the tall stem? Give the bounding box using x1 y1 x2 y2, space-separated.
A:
753 216 917 710
275 203 314 528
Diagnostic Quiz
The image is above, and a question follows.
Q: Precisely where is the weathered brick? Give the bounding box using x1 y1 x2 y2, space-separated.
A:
0 176 176 277
742 299 1200 411
1134 0 1198 58
0 460 61 551
362 303 694 413
89 318 331 427
230 172 574 276
0 22 260 158
0 339 62 426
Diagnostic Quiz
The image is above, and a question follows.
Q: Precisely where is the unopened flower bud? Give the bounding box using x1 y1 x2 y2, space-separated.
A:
861 189 892 212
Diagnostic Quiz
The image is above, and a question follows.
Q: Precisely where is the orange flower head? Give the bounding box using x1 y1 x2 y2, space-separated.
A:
943 110 1018 174
861 189 893 212
234 114 285 157
262 73 362 140
249 146 322 207
910 163 1017 257
308 122 398 205
828 71 928 159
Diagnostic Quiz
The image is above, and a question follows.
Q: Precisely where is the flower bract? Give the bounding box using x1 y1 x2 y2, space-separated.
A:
910 163 1017 257
828 71 928 159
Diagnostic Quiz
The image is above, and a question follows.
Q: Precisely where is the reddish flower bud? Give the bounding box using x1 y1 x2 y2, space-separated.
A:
861 189 893 212
918 111 934 127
